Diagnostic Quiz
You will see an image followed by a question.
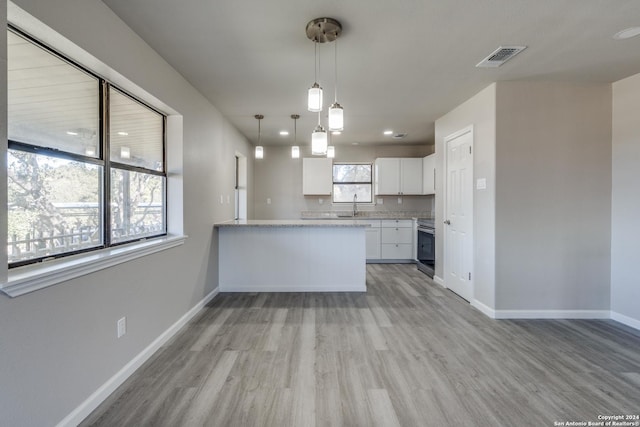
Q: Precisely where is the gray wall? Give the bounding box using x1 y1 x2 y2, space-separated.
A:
435 81 613 313
495 82 612 311
434 84 497 308
254 144 434 219
611 72 640 323
0 1 253 426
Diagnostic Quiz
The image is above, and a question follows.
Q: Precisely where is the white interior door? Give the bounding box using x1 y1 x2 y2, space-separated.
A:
444 127 473 301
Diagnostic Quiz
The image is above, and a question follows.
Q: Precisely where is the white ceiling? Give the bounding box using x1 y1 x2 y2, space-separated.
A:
101 0 640 148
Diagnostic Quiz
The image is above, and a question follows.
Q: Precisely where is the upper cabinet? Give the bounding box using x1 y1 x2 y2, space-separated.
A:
422 154 435 195
374 158 423 195
302 158 333 195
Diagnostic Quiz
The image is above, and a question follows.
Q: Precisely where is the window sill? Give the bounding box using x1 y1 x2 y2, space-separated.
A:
1 235 188 298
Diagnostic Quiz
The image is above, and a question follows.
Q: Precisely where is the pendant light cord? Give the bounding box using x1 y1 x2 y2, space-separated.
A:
334 39 338 102
314 42 318 83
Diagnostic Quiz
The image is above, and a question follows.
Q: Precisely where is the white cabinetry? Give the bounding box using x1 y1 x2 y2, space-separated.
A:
359 220 381 260
374 158 401 195
374 158 423 195
380 219 413 260
401 158 423 195
422 154 435 195
303 158 332 195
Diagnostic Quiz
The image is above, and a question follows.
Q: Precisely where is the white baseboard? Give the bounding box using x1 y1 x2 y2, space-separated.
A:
611 311 640 330
433 275 445 288
220 284 366 292
493 309 610 320
471 302 639 331
471 299 496 318
56 287 219 427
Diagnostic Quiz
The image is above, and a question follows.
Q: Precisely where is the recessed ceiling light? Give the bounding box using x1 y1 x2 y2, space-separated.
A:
66 131 78 136
352 142 359 145
613 27 640 40
331 131 342 135
279 130 289 136
117 131 129 136
383 130 393 135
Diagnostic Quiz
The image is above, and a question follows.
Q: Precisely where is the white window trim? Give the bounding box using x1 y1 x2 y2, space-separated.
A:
1 235 187 298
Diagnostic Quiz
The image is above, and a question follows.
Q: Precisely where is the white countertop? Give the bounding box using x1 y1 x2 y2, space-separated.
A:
214 219 369 227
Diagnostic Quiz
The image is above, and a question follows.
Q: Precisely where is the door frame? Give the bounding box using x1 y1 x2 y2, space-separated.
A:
443 125 474 301
234 151 248 220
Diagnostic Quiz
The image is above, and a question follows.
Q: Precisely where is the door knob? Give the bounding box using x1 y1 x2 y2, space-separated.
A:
444 220 451 225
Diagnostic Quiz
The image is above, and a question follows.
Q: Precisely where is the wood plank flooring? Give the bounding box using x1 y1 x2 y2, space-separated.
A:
82 264 640 427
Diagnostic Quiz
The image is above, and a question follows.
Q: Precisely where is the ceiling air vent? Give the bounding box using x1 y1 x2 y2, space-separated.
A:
476 46 527 68
392 133 407 140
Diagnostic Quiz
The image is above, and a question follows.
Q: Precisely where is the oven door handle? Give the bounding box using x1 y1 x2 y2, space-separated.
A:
417 226 434 235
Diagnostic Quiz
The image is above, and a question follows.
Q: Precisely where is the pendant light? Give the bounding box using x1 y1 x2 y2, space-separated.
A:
327 146 336 158
311 112 328 155
307 43 323 112
254 114 264 159
291 114 300 158
328 38 344 131
306 18 342 114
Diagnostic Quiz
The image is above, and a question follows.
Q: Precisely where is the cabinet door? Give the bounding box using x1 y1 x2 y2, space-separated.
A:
302 158 332 195
381 243 413 259
374 158 401 195
380 219 413 228
422 154 435 195
365 228 381 259
381 227 414 244
400 158 423 195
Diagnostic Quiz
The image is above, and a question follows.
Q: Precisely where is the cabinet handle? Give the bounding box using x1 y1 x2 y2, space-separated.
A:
395 228 398 230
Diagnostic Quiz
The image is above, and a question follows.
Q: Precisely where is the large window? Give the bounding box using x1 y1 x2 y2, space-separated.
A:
7 27 166 267
332 163 373 203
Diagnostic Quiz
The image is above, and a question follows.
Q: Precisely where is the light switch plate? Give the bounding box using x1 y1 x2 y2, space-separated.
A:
267 198 271 205
476 178 487 190
377 198 383 205
117 317 126 338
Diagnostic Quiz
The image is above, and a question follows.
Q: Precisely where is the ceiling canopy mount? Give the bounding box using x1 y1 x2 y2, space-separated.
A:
306 18 342 43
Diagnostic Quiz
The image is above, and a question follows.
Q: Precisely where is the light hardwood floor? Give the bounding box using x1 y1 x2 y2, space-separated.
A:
82 264 640 426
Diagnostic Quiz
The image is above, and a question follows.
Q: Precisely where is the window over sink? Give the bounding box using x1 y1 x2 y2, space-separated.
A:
332 163 373 203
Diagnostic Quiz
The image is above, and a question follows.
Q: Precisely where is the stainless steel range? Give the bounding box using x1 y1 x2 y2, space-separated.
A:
416 218 435 277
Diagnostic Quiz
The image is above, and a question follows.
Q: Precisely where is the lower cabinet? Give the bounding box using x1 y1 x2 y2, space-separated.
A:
358 220 381 260
365 228 381 259
333 218 414 262
381 243 413 259
360 219 414 262
380 220 413 260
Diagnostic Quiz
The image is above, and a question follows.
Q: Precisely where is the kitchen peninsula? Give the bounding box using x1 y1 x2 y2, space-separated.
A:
214 220 367 292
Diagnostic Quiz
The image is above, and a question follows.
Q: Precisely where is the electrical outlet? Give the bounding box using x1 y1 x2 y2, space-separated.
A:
227 195 230 204
267 198 271 205
397 196 403 204
318 198 324 205
117 317 126 338
377 198 383 205
219 195 224 204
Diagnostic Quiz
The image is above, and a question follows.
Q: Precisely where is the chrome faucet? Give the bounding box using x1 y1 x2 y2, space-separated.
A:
353 194 358 217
